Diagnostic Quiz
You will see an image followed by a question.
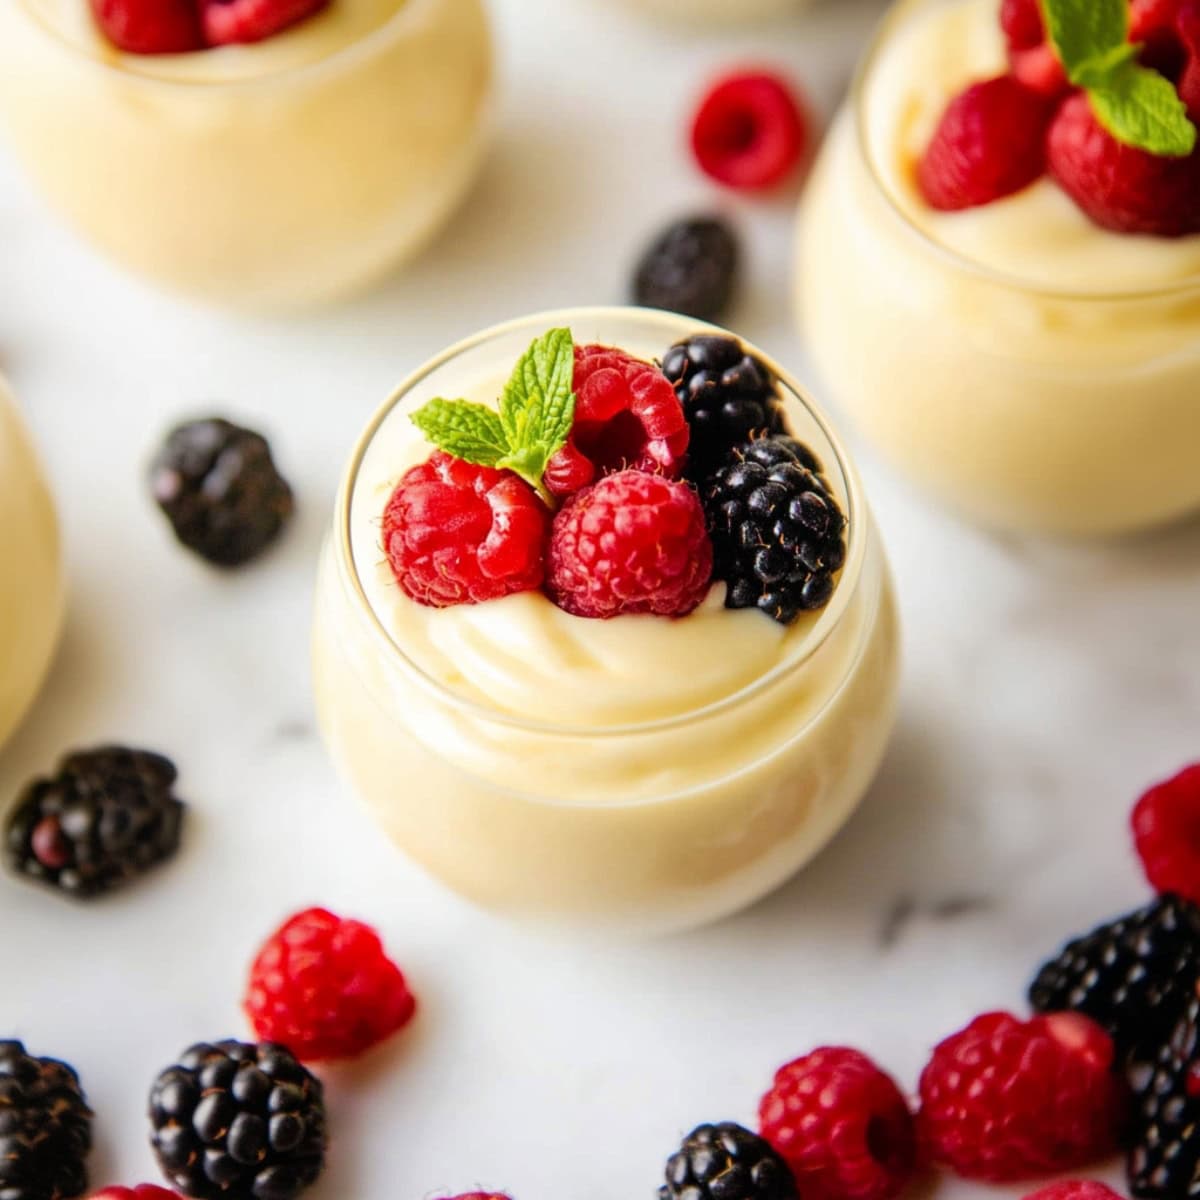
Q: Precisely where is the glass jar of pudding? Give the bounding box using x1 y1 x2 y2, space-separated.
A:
798 0 1200 536
610 0 810 23
0 379 64 751
312 307 900 934
0 0 492 310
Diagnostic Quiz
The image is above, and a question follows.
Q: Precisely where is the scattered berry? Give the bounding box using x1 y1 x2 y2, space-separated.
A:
0 1040 93 1200
433 1195 512 1200
200 0 329 45
150 417 294 568
759 1047 916 1200
245 907 416 1062
90 1189 184 1200
87 0 205 54
691 71 809 190
5 747 185 900
546 471 712 619
661 1123 797 1200
149 1041 326 1200
918 76 1053 210
1132 764 1200 905
632 216 739 323
918 1011 1124 1182
704 436 846 626
382 451 549 608
1023 1184 1127 1200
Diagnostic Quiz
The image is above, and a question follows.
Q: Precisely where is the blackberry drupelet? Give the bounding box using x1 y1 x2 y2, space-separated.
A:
150 418 294 567
149 1041 326 1200
661 335 784 484
660 1123 797 1200
704 436 847 626
0 1040 93 1200
1029 895 1200 1059
632 217 739 323
5 746 185 899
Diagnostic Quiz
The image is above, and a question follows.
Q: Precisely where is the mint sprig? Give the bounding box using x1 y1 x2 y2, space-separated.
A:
1041 0 1196 157
410 328 576 505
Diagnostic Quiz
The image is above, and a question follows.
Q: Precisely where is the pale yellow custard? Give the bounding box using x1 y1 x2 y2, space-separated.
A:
0 0 492 309
312 309 900 934
798 0 1200 535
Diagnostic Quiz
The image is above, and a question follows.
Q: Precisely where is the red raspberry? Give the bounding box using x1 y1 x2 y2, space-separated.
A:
759 1047 917 1200
690 71 810 190
545 345 689 499
918 1012 1124 1182
1000 0 1044 50
1132 763 1200 904
435 1195 512 1199
1023 1183 1127 1200
200 0 328 45
1176 3 1200 118
383 451 549 608
87 0 204 53
245 907 416 1062
546 471 712 619
999 0 1070 94
1047 92 1200 237
918 76 1053 210
90 1190 184 1200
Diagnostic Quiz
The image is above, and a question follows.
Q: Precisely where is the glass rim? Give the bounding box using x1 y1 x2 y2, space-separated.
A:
331 305 873 739
851 0 1200 304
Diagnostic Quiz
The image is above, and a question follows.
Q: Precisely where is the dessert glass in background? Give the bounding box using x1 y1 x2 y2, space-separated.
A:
610 0 811 23
0 0 492 310
0 379 64 751
798 0 1200 536
313 307 900 935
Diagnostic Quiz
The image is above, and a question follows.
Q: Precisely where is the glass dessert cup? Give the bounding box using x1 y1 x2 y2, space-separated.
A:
0 379 64 752
0 0 492 311
798 0 1200 537
610 0 811 23
312 307 900 935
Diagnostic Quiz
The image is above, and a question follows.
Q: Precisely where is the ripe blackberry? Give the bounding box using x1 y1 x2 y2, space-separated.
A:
704 436 847 626
661 1123 797 1200
5 746 186 900
0 1040 93 1200
150 417 294 567
1029 895 1200 1059
149 1041 326 1200
632 217 739 323
661 335 784 484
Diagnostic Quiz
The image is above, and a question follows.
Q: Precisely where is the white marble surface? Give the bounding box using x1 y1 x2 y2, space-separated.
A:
2 0 1199 1196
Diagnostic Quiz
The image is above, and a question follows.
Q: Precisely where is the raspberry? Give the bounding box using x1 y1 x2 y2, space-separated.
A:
91 1189 184 1200
1000 0 1070 95
690 71 809 190
434 1195 513 1200
1023 1183 1127 1200
918 76 1053 210
758 1048 917 1200
382 451 549 608
546 471 713 619
200 0 329 45
1175 3 1200 118
918 1012 1124 1182
1047 92 1200 237
1000 0 1044 49
245 907 416 1062
1133 764 1200 905
87 0 204 53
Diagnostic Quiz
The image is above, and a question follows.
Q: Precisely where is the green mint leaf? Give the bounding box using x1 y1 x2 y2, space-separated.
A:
410 398 508 466
1041 0 1127 78
1089 59 1198 157
499 328 576 463
1071 41 1138 89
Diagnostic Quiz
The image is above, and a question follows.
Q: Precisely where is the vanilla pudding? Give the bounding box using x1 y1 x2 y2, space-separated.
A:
798 0 1200 535
0 0 492 309
0 380 64 751
312 308 899 934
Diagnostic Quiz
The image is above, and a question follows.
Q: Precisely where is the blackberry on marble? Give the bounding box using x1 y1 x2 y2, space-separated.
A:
632 216 739 323
660 1123 797 1200
149 1040 326 1200
4 746 185 899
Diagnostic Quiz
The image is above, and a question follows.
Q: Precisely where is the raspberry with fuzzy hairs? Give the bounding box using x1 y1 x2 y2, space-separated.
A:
1133 764 1200 905
918 1012 1124 1182
547 471 712 619
245 907 416 1062
1023 1183 1127 1200
200 0 329 45
91 1189 184 1200
759 1048 916 1200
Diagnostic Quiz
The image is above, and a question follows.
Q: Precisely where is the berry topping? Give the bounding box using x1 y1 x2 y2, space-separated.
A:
150 417 294 568
546 471 713 619
661 335 785 486
245 907 417 1062
759 1047 917 1200
632 216 740 323
660 1123 797 1200
4 747 185 900
91 1189 184 1200
691 71 809 190
1023 1184 1127 1200
87 0 205 54
1001 0 1046 50
917 76 1053 211
149 1041 326 1200
1132 764 1200 905
0 1041 93 1200
918 1011 1124 1182
1000 0 1070 96
704 436 846 626
382 452 549 608
200 0 329 46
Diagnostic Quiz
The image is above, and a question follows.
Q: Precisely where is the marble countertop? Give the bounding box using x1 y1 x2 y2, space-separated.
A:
2 0 1199 1195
